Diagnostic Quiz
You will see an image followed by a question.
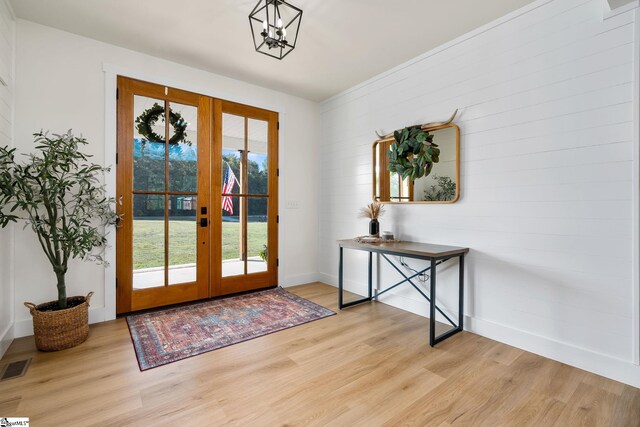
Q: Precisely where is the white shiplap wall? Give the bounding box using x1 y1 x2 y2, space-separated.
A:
0 0 15 357
319 0 640 386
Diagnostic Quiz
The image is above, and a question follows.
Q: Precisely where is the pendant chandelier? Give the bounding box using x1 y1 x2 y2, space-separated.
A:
249 0 303 60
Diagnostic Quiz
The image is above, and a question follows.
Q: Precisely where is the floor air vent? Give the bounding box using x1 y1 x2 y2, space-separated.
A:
0 358 31 381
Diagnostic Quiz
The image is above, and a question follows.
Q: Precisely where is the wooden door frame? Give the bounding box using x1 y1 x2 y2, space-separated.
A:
116 77 211 313
116 77 279 314
214 99 279 296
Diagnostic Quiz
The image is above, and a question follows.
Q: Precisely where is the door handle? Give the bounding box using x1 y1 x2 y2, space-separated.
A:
200 218 208 227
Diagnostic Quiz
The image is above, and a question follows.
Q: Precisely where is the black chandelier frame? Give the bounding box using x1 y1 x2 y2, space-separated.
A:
249 0 303 60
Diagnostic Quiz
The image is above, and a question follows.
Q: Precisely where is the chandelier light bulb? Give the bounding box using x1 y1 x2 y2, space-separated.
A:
277 18 283 28
268 29 273 38
262 20 267 30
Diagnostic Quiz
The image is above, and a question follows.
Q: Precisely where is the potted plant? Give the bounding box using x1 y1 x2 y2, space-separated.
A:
259 244 268 263
0 131 118 351
358 201 385 236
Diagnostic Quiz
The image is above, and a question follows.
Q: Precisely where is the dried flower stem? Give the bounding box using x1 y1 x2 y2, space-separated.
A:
358 202 385 220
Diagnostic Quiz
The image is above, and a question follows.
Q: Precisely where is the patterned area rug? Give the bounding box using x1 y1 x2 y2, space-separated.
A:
126 287 335 370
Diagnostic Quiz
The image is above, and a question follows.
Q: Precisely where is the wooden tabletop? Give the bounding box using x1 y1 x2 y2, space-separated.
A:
337 239 469 258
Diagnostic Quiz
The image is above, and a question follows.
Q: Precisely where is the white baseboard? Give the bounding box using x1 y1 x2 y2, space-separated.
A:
281 273 321 287
317 272 369 296
13 307 108 339
468 316 640 388
317 273 640 388
0 322 14 358
317 272 335 286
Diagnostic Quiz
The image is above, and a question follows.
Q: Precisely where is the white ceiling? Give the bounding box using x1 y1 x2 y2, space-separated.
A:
10 0 536 102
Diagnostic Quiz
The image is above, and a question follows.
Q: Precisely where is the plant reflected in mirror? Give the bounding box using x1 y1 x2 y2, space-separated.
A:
423 175 457 202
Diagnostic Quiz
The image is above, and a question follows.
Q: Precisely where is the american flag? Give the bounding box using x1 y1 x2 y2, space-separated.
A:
222 164 238 214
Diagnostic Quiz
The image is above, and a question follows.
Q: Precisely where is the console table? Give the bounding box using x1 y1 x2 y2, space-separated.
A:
337 239 469 346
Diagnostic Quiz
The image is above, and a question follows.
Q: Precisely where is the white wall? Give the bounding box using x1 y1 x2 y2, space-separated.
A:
319 0 640 386
0 0 15 358
12 19 320 336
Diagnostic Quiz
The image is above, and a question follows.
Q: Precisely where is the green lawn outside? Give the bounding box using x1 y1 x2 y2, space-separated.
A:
133 220 268 270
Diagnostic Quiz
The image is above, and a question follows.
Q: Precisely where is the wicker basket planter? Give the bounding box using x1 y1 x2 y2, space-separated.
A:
24 292 94 351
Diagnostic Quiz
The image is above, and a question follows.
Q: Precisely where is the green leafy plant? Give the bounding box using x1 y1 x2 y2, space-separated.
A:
259 244 268 263
388 126 440 181
423 175 457 201
0 131 119 309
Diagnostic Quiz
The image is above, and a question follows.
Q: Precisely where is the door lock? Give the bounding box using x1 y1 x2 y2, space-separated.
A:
200 218 208 227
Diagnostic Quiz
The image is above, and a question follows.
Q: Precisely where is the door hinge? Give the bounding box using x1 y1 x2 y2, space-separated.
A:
277 121 280 130
116 88 119 99
115 153 118 164
115 278 118 288
277 168 279 177
277 215 279 224
277 258 279 267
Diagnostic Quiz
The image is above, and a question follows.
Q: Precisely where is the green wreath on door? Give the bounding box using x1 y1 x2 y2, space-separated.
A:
135 102 192 146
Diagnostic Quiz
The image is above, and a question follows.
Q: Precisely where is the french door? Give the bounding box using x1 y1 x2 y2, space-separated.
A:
213 100 279 296
116 77 278 313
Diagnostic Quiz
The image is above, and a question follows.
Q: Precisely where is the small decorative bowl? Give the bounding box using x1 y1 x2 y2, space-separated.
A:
381 231 394 240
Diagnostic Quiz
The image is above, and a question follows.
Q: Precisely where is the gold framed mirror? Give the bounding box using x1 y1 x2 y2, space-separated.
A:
373 123 460 203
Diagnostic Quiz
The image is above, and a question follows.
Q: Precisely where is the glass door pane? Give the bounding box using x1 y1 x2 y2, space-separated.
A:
134 96 166 192
133 194 165 290
222 113 244 277
168 195 197 285
167 102 198 285
168 103 198 192
246 118 269 274
221 195 242 277
247 119 268 195
247 198 268 274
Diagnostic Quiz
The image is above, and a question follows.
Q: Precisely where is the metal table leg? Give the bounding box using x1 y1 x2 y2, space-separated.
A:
459 254 464 331
431 255 465 346
338 248 374 309
338 246 343 309
368 251 373 300
429 258 436 346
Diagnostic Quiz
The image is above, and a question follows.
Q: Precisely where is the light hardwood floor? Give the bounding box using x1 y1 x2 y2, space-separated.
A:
1 282 639 426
